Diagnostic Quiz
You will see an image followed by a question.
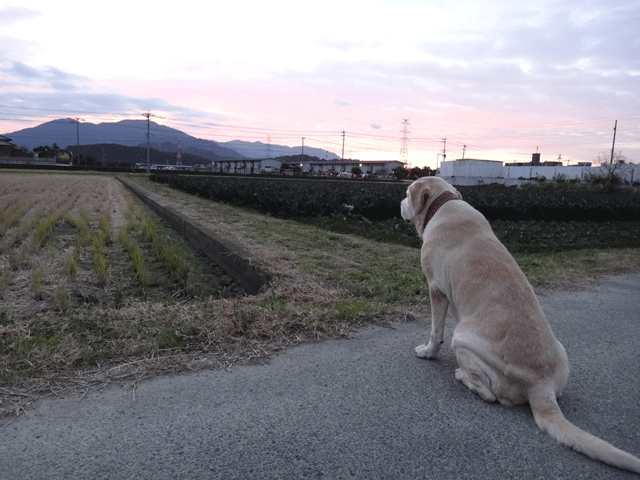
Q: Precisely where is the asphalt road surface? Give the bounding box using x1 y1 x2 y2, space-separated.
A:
3 273 640 479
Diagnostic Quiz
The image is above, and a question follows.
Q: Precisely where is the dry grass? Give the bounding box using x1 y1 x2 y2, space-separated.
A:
1 172 638 420
0 172 398 419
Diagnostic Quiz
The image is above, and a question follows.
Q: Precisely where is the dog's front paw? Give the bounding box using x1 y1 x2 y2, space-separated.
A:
415 344 438 360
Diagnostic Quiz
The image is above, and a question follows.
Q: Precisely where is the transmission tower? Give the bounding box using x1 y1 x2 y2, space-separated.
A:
400 119 410 165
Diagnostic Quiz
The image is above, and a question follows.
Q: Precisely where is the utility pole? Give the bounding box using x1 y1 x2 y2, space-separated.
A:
143 113 151 172
399 119 410 166
301 137 305 162
441 138 447 162
74 118 84 148
462 145 467 160
610 120 617 164
69 118 84 157
267 135 271 159
341 130 345 163
142 112 164 172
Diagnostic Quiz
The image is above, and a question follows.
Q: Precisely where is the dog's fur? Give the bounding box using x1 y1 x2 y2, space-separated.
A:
401 177 640 473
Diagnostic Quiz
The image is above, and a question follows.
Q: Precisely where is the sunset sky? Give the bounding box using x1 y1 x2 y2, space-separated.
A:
1 0 638 168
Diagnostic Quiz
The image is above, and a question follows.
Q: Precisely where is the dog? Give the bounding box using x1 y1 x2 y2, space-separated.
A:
401 176 640 473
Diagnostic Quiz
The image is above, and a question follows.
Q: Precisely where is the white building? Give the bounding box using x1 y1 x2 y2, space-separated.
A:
439 159 503 184
439 158 640 185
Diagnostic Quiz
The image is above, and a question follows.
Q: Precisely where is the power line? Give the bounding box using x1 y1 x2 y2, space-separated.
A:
2 108 639 164
0 104 130 116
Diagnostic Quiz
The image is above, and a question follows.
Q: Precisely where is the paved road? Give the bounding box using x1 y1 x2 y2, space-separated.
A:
2 274 640 479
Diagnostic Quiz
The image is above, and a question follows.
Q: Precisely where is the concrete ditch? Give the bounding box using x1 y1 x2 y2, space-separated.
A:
118 178 270 295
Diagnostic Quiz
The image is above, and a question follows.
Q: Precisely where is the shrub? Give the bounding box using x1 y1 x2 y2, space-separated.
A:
151 174 640 223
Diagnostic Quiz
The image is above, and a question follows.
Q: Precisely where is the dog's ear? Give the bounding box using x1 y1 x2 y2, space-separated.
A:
455 189 462 200
409 182 430 217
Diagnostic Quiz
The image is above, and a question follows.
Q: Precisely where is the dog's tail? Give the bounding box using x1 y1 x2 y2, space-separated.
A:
529 387 640 473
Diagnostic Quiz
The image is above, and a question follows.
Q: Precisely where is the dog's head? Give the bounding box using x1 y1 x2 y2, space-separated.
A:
401 177 461 235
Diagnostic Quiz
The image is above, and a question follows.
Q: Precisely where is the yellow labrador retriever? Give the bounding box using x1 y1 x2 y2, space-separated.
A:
401 176 640 473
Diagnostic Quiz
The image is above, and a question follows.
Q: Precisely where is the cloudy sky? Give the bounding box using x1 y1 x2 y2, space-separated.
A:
1 0 638 167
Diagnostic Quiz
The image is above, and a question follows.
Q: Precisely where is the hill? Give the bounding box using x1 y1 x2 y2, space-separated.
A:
224 140 340 160
5 119 243 160
65 144 212 166
3 119 341 161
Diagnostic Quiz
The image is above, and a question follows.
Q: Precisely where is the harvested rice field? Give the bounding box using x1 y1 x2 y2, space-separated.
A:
0 173 240 316
0 172 254 416
2 171 639 420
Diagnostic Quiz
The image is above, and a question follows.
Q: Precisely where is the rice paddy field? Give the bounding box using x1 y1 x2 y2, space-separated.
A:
1 171 639 419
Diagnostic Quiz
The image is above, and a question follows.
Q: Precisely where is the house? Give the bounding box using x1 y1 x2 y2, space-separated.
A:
0 135 28 157
55 150 72 163
301 159 404 177
205 158 405 177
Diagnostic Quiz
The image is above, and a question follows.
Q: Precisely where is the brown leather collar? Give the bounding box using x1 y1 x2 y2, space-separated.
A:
422 190 460 230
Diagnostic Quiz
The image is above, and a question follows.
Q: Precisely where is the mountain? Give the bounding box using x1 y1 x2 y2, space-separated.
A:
134 141 236 162
4 119 243 160
65 144 212 166
3 119 341 161
224 140 340 160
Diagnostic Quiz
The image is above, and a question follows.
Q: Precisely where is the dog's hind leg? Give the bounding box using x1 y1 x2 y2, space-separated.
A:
416 287 449 359
454 347 500 403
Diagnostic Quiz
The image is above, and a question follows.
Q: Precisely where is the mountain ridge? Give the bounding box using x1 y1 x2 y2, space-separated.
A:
3 119 340 161
66 144 213 166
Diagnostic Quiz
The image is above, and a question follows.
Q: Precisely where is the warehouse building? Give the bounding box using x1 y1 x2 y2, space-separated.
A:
438 155 640 185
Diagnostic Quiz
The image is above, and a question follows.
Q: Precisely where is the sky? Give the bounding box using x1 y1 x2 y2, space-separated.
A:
1 0 639 168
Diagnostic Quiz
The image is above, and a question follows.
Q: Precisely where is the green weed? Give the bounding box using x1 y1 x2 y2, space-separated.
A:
156 327 186 350
64 249 78 279
0 274 10 300
99 211 112 245
94 251 108 284
31 265 46 300
141 214 191 291
119 225 148 288
0 200 31 237
34 210 60 245
113 285 125 309
334 299 372 321
53 284 70 311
